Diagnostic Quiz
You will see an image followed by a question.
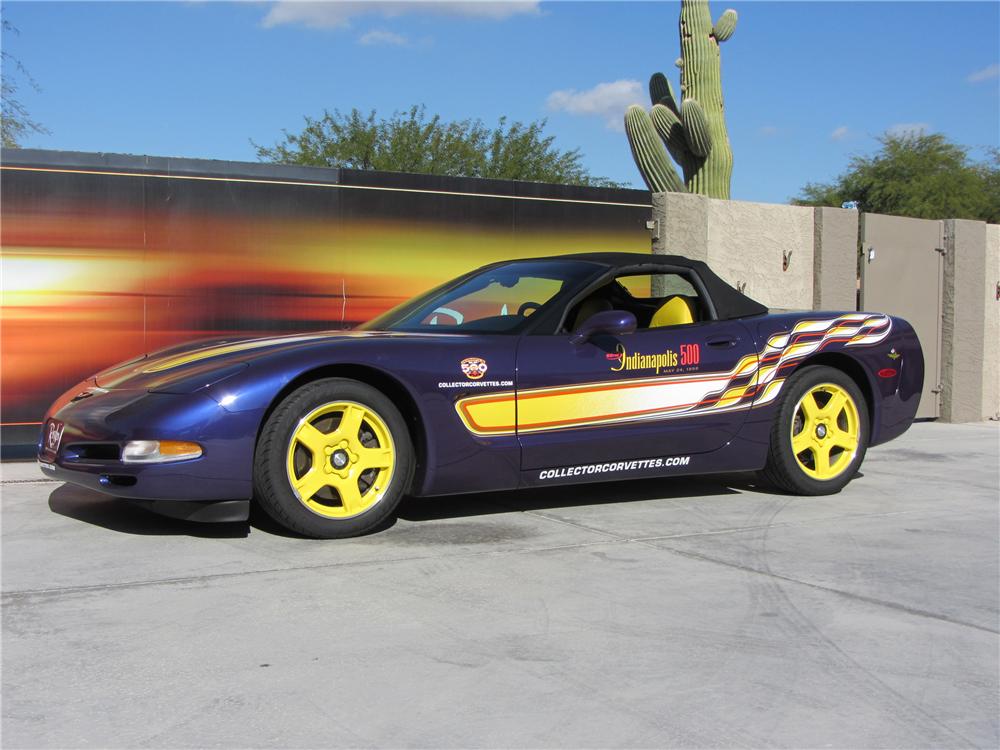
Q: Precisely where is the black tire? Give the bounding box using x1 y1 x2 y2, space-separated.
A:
760 365 869 495
253 378 414 538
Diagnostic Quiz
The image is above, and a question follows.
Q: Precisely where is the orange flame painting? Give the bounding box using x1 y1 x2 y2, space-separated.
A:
1 160 650 441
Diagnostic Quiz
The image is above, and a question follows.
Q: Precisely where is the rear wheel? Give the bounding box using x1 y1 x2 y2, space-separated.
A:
254 378 413 538
760 365 868 495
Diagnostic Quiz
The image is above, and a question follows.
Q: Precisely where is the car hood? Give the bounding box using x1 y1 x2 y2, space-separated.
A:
94 330 400 393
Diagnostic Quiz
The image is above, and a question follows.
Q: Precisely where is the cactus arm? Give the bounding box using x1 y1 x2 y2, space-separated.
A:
648 73 679 115
680 98 712 158
624 105 686 193
650 104 694 172
713 9 737 42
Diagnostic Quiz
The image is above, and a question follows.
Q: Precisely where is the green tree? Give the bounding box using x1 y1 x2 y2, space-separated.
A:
794 131 997 222
255 105 621 187
975 147 1000 224
1 20 49 148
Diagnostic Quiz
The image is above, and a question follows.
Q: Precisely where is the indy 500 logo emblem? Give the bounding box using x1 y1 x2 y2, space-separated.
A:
460 357 488 380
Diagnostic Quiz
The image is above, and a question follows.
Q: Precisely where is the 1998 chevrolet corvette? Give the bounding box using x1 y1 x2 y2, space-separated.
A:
38 253 924 538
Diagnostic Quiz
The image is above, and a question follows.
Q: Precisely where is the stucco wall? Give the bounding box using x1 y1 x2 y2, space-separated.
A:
984 224 1000 420
652 193 821 312
707 199 814 311
942 219 999 422
653 192 710 262
814 207 859 311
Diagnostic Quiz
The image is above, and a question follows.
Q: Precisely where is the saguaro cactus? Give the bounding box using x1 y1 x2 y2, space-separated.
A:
625 0 736 198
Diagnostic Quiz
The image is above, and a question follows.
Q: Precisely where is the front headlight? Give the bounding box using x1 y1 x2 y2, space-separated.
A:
122 440 203 463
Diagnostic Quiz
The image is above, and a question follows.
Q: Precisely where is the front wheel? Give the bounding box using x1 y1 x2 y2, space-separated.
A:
254 378 414 538
760 365 869 495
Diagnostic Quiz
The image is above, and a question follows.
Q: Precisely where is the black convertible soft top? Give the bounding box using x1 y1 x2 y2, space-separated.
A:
556 252 769 321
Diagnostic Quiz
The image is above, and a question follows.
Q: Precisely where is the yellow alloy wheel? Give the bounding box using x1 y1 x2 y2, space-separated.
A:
790 382 860 481
285 401 396 518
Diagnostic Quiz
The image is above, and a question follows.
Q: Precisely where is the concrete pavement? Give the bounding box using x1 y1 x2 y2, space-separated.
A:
2 422 998 748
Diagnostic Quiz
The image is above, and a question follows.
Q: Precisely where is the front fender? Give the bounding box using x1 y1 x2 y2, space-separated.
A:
198 338 522 498
197 351 426 483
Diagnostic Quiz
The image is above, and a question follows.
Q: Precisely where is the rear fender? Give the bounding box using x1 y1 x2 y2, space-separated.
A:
743 312 921 446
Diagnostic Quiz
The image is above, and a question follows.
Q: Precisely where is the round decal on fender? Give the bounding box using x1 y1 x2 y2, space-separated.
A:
461 357 488 380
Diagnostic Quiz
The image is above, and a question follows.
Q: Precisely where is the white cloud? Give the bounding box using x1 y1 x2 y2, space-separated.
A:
967 63 1000 83
830 125 849 141
546 79 644 132
358 29 408 45
887 122 931 137
758 125 778 137
263 1 540 29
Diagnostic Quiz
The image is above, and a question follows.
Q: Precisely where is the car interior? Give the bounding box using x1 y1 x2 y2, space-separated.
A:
563 272 706 333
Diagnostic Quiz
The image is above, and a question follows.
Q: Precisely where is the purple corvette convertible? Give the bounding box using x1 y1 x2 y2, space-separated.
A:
38 253 923 538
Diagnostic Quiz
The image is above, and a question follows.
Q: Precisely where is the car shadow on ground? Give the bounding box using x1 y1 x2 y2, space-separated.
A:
47 471 776 540
395 472 766 523
48 484 251 539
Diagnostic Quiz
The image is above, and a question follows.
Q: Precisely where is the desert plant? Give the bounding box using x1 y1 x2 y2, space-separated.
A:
625 0 736 198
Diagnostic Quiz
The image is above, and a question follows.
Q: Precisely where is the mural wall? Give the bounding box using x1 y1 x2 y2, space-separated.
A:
0 150 651 449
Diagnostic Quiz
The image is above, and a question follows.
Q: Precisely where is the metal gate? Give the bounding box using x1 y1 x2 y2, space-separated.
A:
860 213 943 419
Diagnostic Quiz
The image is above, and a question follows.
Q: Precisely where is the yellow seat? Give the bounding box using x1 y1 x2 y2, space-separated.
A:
650 295 696 327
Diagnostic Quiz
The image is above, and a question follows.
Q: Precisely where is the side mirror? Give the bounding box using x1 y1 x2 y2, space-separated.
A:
569 310 637 345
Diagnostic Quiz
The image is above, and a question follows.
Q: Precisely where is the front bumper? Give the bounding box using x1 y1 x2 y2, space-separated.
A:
38 386 259 504
37 457 252 503
39 456 250 522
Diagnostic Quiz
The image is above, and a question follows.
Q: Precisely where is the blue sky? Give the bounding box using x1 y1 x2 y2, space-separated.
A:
3 1 998 203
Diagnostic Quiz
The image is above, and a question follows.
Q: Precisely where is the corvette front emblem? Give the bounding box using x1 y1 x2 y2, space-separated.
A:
460 357 488 380
46 421 65 453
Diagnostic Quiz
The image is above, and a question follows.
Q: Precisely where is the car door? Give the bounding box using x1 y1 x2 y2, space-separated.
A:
514 273 759 472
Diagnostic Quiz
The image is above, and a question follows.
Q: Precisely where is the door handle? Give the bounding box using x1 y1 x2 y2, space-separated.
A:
705 335 738 349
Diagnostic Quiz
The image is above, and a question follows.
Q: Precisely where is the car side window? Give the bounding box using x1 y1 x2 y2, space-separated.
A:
620 273 697 301
564 272 706 332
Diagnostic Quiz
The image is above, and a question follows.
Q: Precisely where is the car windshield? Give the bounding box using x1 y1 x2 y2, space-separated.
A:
361 260 599 334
